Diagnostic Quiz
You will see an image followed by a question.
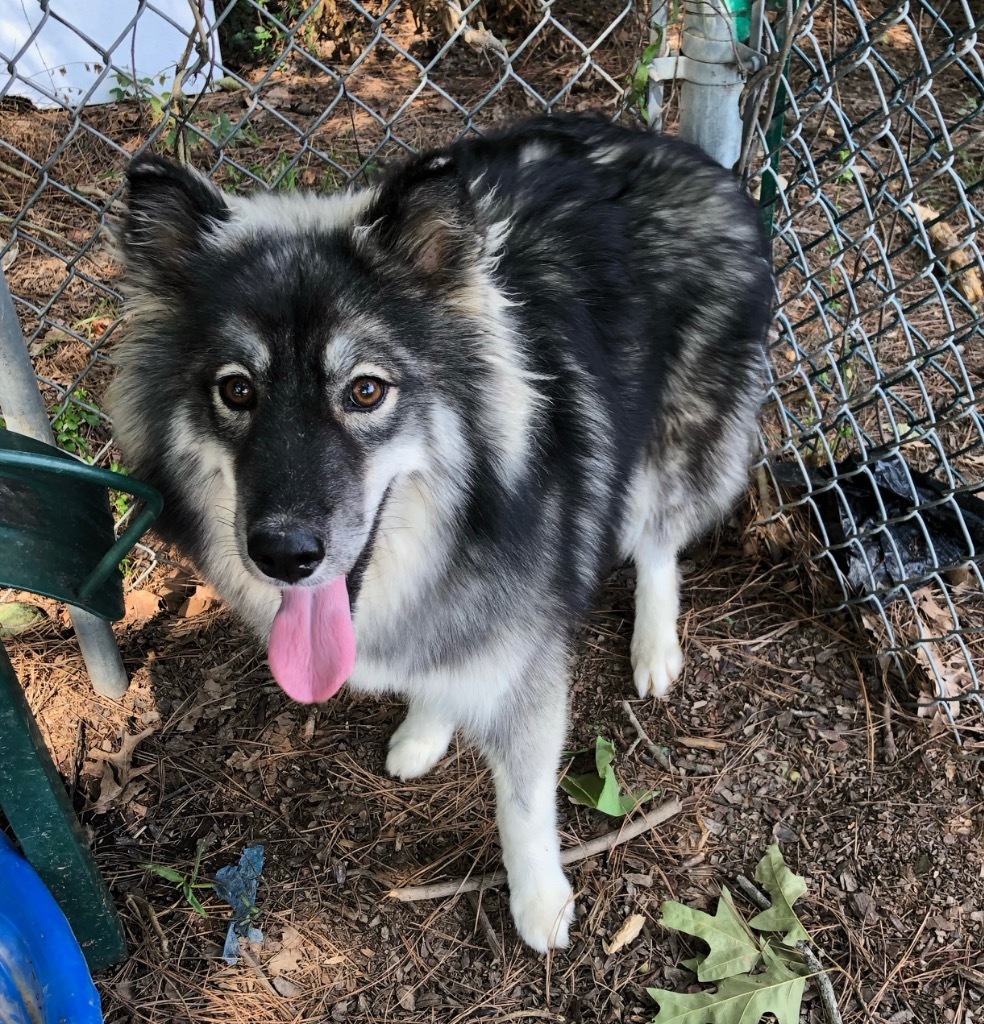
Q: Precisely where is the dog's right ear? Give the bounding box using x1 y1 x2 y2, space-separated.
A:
117 155 230 284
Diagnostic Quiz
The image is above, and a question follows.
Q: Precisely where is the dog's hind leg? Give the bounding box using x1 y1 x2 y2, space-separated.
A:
386 700 456 780
477 652 575 952
630 540 684 699
625 411 759 698
620 457 688 699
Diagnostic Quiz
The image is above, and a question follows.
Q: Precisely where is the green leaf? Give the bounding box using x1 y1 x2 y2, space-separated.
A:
560 736 652 817
0 602 46 638
768 942 810 973
185 888 208 918
647 943 807 1024
748 845 811 944
632 61 650 97
561 768 642 816
660 887 761 982
141 863 186 884
593 735 616 775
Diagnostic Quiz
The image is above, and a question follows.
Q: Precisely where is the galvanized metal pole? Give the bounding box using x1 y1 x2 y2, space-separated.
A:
678 0 747 168
0 271 130 699
647 0 762 169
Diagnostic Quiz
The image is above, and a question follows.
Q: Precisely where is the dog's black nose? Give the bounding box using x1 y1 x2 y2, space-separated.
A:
247 528 325 584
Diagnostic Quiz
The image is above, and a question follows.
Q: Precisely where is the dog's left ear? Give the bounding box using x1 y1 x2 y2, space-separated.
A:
357 155 476 290
116 155 230 286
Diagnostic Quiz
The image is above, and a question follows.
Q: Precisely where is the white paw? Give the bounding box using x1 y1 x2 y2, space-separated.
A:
385 718 453 780
631 631 684 698
510 872 576 952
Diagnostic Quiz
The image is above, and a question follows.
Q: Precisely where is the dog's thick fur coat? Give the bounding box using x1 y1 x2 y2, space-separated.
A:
110 114 773 951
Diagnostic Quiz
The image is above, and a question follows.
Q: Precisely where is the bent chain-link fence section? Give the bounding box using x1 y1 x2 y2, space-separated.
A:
1 0 981 743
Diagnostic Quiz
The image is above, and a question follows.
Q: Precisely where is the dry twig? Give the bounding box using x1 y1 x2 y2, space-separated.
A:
239 946 282 999
467 891 503 961
0 213 76 249
735 0 812 181
955 964 984 987
621 700 675 771
0 159 36 184
388 797 682 902
882 695 898 763
169 0 214 161
126 892 169 955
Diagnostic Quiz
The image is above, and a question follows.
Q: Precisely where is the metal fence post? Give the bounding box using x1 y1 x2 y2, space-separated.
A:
0 272 130 700
678 0 746 167
648 0 761 168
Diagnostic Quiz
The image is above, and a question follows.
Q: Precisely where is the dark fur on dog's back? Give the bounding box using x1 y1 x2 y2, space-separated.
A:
386 115 773 617
111 114 773 951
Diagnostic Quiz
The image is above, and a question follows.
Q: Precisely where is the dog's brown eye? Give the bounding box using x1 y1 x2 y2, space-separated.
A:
350 377 387 410
219 375 256 410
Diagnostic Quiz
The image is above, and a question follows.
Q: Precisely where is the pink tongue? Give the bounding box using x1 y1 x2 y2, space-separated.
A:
268 577 356 703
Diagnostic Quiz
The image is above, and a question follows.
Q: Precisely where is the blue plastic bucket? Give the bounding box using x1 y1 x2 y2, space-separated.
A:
0 830 103 1024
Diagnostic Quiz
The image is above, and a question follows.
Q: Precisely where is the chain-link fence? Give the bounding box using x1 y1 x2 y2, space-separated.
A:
1 0 981 743
752 0 983 745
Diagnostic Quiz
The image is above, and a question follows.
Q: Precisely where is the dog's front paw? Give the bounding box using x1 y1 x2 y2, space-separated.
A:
386 716 454 780
631 630 683 698
510 872 576 952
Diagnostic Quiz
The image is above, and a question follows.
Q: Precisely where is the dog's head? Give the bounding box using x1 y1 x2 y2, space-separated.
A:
110 151 539 701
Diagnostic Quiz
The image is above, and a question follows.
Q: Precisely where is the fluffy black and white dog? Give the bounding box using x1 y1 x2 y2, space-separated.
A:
109 114 773 952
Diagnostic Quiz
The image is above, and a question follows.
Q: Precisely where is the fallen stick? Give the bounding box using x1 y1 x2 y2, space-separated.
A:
239 946 283 999
621 700 676 772
387 796 682 902
467 890 503 961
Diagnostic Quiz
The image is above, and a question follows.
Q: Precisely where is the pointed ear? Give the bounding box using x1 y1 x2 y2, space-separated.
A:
357 155 477 290
119 155 230 285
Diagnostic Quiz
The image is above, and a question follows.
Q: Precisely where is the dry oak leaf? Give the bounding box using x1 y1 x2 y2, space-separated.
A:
605 912 646 955
912 586 954 632
268 926 306 976
647 943 806 1024
88 725 157 813
660 887 760 982
178 584 220 617
907 202 983 306
462 23 508 56
124 588 162 624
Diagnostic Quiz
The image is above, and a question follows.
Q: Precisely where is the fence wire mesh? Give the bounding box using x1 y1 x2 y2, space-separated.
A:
1 0 981 744
751 0 983 745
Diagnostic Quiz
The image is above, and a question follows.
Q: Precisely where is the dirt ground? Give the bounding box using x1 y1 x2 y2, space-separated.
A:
2 0 983 1022
8 523 984 1024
